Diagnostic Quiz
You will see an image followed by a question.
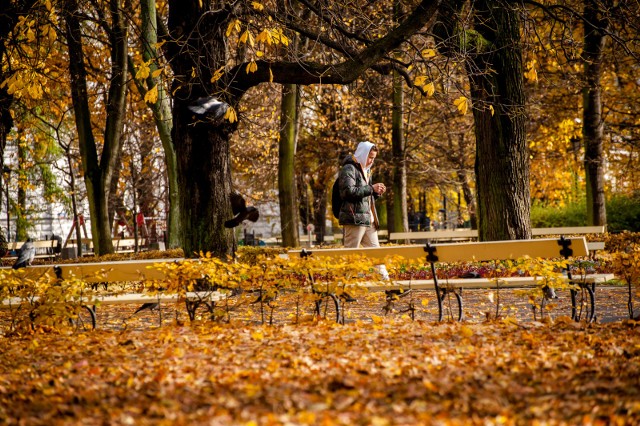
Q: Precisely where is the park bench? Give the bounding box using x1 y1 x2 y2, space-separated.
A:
289 237 613 323
0 258 227 329
389 226 606 253
5 239 61 262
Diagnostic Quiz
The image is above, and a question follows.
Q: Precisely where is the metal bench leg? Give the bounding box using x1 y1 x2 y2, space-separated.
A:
70 305 96 330
314 293 343 324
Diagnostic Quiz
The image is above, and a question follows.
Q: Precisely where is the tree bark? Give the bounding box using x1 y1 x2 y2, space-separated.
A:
471 1 530 241
391 68 408 233
582 0 608 227
140 0 181 248
64 0 129 255
278 84 300 247
435 0 530 241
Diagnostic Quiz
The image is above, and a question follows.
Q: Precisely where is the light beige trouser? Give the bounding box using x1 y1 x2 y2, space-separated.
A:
342 225 389 280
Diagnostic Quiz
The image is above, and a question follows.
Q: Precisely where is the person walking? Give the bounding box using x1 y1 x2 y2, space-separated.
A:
337 141 390 280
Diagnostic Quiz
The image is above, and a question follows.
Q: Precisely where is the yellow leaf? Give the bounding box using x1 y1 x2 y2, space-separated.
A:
136 61 150 80
144 85 158 104
421 298 429 307
414 75 427 87
453 96 469 115
489 105 495 116
224 106 237 123
422 48 437 58
245 60 258 74
251 330 264 341
226 19 241 37
151 68 163 78
424 82 435 97
210 66 224 83
251 2 264 11
460 325 473 337
239 29 250 45
371 314 383 324
269 68 273 83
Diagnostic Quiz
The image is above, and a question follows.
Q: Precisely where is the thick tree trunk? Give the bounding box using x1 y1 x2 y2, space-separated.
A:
172 103 236 257
582 0 608 227
469 0 530 241
278 84 300 247
434 0 530 241
167 3 236 258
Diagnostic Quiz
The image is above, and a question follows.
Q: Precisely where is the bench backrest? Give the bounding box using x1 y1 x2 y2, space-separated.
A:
8 240 58 250
389 229 478 241
289 237 589 263
389 226 605 242
530 226 605 236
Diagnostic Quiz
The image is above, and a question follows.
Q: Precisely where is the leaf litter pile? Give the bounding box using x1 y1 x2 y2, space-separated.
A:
1 287 639 425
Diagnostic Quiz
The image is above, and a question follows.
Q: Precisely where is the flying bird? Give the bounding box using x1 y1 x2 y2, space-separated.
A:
13 238 36 269
224 192 260 228
188 96 229 118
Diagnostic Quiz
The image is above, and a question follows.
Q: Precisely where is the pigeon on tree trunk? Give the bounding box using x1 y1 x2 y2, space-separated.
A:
13 238 36 269
187 96 229 118
224 192 260 228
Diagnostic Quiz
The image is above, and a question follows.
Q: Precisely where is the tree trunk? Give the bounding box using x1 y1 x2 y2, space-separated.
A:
311 183 327 245
64 0 128 255
278 84 300 247
172 104 236 257
391 68 408 233
16 130 27 241
166 3 236 258
582 0 608 227
434 0 530 241
469 0 530 241
140 0 181 248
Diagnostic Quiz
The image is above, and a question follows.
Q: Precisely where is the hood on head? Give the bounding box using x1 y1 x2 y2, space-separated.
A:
353 141 375 172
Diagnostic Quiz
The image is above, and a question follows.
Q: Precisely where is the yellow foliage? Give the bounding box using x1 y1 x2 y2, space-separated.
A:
144 85 159 104
224 106 238 123
453 96 469 115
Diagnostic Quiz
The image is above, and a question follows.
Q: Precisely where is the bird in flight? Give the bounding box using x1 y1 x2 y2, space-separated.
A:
224 192 260 228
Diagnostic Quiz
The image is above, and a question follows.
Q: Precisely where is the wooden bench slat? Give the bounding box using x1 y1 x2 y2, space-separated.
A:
289 237 589 262
0 291 226 310
359 273 615 291
531 226 605 236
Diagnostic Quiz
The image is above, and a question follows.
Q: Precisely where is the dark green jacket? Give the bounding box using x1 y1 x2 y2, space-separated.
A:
338 155 379 227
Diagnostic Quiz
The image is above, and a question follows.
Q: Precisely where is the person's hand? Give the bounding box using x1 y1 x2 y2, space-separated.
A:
373 183 386 195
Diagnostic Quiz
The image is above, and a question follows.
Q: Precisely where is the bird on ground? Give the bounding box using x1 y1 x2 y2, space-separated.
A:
13 238 36 269
543 285 558 300
187 96 229 118
133 302 159 314
224 192 260 228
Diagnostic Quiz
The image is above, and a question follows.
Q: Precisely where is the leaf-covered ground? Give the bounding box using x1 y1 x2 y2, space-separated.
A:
1 286 639 425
